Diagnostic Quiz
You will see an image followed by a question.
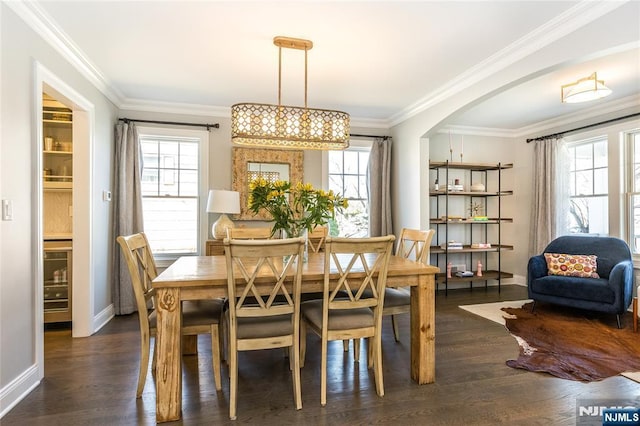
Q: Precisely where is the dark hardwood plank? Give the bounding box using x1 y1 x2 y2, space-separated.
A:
3 285 637 425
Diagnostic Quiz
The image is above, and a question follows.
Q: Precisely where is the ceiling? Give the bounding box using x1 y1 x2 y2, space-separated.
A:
22 1 640 133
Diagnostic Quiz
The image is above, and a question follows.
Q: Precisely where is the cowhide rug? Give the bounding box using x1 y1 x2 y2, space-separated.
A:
501 302 640 382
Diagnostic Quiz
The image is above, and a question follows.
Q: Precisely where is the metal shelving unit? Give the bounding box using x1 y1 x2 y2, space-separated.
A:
429 160 513 294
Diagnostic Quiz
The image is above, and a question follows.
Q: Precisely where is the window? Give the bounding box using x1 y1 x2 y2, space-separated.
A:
567 138 608 235
327 146 370 237
627 131 640 254
139 127 208 256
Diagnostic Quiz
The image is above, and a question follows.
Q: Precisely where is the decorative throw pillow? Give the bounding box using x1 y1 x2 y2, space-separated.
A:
544 253 600 278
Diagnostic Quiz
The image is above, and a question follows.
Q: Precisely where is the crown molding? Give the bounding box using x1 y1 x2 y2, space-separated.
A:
6 1 124 106
514 94 640 138
443 94 640 139
388 0 627 127
439 125 516 139
118 98 231 118
349 116 391 130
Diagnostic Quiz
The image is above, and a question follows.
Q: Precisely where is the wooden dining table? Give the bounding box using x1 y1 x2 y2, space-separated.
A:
152 252 439 423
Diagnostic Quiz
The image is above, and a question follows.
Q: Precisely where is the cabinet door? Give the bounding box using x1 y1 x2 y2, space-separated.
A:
44 244 72 322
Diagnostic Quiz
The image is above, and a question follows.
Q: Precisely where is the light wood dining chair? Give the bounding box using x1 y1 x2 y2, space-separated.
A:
223 236 306 420
307 225 328 253
227 227 272 239
300 235 395 406
116 233 224 398
383 228 435 341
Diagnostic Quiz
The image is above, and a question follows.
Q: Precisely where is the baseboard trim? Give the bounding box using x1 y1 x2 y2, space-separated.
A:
93 303 114 333
0 364 40 419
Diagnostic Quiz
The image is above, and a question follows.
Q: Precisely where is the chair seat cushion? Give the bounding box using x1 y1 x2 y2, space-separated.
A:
381 287 410 308
149 299 223 329
530 275 615 304
361 287 409 308
183 300 224 326
226 310 293 339
301 300 374 330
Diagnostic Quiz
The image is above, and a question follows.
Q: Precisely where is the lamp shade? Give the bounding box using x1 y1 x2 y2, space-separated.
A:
206 190 240 214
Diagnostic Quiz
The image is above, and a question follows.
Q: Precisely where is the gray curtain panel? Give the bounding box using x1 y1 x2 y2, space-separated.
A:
368 137 393 237
112 121 144 315
529 137 568 256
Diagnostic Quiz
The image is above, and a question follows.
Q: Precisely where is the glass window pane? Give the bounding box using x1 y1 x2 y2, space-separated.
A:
343 151 358 174
159 169 178 196
569 148 576 172
328 152 343 174
575 170 592 195
593 141 607 168
359 175 368 199
586 196 608 235
329 174 343 194
179 142 198 169
334 200 369 238
142 198 198 254
574 144 592 170
359 151 370 174
179 170 198 196
593 168 607 194
633 194 640 253
141 141 159 168
141 168 159 196
634 165 640 192
343 175 359 198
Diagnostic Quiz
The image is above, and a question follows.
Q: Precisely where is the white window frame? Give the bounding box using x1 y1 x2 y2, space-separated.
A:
565 136 609 235
624 129 640 257
137 126 209 260
322 138 373 237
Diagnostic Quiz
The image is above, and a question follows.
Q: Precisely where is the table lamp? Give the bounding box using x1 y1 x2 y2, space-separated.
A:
206 189 241 239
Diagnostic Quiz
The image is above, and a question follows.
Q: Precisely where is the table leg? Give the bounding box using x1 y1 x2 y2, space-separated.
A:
155 288 182 422
410 274 435 384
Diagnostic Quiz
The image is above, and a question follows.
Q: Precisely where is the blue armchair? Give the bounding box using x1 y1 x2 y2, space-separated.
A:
527 235 634 328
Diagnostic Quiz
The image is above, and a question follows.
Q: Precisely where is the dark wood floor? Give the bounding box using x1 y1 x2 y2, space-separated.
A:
4 285 638 425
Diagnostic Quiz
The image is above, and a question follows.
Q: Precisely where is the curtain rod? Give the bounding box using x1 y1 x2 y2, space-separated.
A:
118 117 220 131
526 112 640 143
350 133 390 140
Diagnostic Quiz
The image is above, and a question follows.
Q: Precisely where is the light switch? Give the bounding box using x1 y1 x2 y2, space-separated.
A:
102 190 112 202
2 199 13 221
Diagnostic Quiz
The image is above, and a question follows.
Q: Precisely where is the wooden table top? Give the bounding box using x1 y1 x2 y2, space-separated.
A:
154 253 439 289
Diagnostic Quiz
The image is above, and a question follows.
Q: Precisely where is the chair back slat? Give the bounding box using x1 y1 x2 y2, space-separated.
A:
397 228 435 264
225 237 305 320
324 236 395 312
227 227 272 240
307 225 328 253
116 233 157 316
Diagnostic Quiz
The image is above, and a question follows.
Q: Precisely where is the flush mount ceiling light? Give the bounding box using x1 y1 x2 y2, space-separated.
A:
231 36 350 150
561 72 612 104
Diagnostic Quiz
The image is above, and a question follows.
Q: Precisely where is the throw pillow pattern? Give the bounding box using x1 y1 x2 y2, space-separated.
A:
544 253 600 278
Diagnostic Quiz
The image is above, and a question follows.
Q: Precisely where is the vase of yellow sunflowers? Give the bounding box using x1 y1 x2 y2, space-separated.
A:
248 179 348 261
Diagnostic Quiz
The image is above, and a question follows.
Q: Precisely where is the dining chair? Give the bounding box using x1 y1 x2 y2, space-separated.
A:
300 235 395 406
227 227 272 239
223 236 306 420
307 225 328 253
343 228 434 356
116 232 224 398
383 228 435 342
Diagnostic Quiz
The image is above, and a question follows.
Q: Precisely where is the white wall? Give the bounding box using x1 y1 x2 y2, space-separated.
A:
1 3 117 415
